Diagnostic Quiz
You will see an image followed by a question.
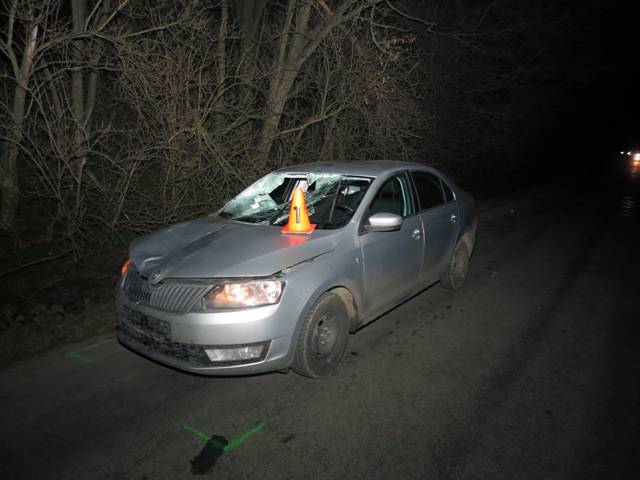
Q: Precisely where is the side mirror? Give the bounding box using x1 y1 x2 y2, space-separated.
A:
365 212 403 232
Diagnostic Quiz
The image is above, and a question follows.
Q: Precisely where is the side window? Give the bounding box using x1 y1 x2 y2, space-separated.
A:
369 175 413 218
442 180 454 202
411 171 444 211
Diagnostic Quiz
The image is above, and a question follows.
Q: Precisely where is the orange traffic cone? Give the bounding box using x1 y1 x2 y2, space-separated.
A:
281 187 316 234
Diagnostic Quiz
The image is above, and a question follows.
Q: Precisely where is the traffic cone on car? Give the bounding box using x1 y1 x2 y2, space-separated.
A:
281 187 316 234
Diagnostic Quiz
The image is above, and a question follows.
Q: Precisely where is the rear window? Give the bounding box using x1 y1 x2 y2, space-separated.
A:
411 172 444 211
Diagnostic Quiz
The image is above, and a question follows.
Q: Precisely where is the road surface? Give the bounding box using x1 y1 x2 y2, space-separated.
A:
2 168 639 479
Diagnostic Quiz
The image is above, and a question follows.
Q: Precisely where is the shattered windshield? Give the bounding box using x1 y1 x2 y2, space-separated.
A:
218 172 372 230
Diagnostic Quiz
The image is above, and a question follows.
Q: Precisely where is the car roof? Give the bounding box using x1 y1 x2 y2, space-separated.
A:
275 161 439 178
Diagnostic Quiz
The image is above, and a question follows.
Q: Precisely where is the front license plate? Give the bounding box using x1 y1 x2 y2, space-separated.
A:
122 306 171 341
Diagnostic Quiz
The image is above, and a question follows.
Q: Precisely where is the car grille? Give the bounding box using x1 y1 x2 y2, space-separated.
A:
119 306 211 366
123 268 212 313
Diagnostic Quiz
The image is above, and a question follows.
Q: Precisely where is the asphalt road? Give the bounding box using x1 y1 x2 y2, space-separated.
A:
2 168 639 479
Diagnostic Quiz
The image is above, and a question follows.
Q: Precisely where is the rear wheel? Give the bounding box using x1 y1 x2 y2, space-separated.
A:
292 292 349 378
441 240 470 290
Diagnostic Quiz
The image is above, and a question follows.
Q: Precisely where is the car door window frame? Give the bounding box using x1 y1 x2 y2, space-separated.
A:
410 170 448 212
359 171 416 234
441 178 456 202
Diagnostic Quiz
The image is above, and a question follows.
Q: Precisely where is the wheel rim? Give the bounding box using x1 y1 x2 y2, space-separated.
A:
311 312 339 358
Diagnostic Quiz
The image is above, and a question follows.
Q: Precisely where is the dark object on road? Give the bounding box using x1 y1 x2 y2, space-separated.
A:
190 435 228 475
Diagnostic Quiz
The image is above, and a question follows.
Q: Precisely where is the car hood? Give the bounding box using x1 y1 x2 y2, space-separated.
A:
129 219 339 281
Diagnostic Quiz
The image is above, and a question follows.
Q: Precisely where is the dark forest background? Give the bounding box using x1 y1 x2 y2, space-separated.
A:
0 0 637 283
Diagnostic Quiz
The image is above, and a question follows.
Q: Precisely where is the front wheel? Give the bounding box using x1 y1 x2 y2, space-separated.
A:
441 241 470 291
292 292 350 378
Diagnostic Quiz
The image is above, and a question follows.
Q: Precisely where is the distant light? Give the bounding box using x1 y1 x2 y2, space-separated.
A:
634 153 640 162
621 151 625 155
628 151 632 155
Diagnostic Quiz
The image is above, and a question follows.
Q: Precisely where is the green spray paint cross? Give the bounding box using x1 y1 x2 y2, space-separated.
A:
183 421 266 451
66 338 114 363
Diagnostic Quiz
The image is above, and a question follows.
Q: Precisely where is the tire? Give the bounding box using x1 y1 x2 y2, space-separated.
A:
292 292 350 378
441 240 470 291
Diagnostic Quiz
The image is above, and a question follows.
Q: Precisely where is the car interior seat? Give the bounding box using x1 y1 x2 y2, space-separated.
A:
369 180 403 216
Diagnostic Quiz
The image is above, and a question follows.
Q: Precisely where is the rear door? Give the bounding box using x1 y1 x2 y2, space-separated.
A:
360 173 424 318
410 171 459 285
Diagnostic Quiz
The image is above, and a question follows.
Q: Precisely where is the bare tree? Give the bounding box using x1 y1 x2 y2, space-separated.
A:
0 0 42 229
0 0 126 232
0 0 578 261
255 0 383 164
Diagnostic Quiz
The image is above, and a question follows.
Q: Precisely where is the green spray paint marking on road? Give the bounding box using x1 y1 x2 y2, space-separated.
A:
225 421 266 450
66 338 114 363
184 424 218 444
183 421 266 451
479 268 498 279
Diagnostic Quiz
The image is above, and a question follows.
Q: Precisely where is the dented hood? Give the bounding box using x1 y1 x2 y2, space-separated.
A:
129 219 339 281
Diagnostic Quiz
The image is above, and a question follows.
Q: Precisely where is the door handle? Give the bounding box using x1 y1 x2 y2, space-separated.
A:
450 214 458 223
412 229 422 240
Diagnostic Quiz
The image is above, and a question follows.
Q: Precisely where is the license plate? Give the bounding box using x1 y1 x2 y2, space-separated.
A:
122 306 171 340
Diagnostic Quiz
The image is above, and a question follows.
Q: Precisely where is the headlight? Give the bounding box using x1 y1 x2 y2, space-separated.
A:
205 280 284 308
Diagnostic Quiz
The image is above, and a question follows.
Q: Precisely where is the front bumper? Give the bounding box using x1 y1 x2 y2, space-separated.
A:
116 289 296 375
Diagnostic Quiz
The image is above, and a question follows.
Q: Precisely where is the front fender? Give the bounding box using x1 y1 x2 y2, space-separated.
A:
279 247 364 367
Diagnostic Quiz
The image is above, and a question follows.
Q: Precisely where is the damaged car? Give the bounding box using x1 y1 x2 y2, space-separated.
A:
116 161 477 377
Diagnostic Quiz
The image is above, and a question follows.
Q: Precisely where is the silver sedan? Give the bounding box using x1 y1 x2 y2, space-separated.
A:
116 161 477 377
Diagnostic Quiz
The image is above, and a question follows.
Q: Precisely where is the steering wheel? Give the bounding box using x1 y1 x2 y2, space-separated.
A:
333 204 354 215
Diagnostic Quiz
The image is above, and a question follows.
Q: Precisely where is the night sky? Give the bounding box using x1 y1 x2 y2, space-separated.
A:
547 1 640 159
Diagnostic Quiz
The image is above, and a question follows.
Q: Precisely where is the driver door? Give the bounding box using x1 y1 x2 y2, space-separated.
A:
359 173 424 319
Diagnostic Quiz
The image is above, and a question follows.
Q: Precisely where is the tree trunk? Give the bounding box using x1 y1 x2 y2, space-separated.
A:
236 0 267 59
255 0 367 164
214 0 228 119
255 1 310 164
0 146 20 230
71 0 88 215
0 84 27 229
320 113 338 161
0 22 38 230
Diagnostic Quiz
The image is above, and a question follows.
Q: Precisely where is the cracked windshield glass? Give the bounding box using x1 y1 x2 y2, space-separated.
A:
218 173 371 230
